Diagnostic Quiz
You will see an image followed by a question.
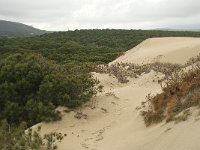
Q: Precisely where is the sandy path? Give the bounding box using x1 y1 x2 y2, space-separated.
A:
36 71 163 150
34 37 200 150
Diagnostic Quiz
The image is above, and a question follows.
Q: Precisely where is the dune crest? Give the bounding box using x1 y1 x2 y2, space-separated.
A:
111 37 200 65
35 37 200 150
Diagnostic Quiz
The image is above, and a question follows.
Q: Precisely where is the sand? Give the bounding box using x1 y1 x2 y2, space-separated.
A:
33 37 200 150
111 37 200 65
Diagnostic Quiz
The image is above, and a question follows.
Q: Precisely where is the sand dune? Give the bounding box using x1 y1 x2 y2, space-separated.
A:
35 37 200 150
111 37 200 65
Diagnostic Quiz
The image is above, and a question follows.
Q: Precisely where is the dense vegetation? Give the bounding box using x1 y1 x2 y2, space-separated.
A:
2 29 200 65
0 53 99 127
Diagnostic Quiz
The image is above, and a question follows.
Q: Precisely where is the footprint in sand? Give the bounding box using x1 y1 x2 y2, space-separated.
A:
84 137 94 141
92 128 105 142
82 141 97 150
82 127 109 150
81 143 89 149
96 135 104 141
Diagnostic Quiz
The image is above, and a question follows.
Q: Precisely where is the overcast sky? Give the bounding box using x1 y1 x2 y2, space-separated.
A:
0 0 200 31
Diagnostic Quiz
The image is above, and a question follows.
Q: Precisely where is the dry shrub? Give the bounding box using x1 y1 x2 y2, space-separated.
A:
141 61 200 126
94 62 182 83
174 109 191 123
141 110 164 126
94 54 200 126
185 53 200 66
93 54 200 84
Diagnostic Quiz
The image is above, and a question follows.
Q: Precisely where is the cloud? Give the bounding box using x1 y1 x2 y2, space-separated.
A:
0 0 200 30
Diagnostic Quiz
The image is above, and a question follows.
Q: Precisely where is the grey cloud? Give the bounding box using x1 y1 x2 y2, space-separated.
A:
0 0 200 30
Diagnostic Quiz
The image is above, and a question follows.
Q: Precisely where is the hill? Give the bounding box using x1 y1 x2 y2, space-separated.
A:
2 30 200 149
35 37 200 150
0 20 49 37
2 29 200 64
112 37 200 64
154 28 200 32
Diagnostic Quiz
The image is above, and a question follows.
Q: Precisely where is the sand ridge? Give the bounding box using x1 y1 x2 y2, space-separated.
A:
111 37 200 65
34 37 200 150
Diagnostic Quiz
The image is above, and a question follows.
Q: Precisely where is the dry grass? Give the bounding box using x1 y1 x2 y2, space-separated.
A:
174 109 191 124
141 59 200 126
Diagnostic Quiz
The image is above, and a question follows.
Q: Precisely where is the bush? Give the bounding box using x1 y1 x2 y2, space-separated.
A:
94 62 182 83
0 120 64 150
0 53 99 126
141 62 200 126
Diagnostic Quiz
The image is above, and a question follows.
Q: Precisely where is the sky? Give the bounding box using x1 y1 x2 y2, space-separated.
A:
0 0 200 31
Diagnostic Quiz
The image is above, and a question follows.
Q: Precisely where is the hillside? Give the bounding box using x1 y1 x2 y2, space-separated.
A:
112 37 200 64
32 37 200 150
0 20 49 37
1 30 200 149
2 29 200 64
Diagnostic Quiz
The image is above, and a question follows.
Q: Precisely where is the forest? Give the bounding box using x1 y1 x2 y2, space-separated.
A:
2 29 200 64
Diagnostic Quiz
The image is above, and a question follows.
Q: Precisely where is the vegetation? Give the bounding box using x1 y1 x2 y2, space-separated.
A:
0 53 100 127
1 29 200 147
141 54 200 126
2 29 200 65
0 120 64 150
94 62 182 83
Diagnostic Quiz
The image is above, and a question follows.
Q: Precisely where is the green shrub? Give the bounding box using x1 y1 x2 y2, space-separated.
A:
0 120 64 150
0 53 99 126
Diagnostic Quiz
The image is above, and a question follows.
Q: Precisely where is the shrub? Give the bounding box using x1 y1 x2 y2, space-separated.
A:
0 120 64 150
141 62 200 126
94 62 182 83
0 53 100 126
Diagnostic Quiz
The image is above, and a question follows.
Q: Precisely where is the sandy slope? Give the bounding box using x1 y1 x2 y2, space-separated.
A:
34 37 200 150
111 37 200 65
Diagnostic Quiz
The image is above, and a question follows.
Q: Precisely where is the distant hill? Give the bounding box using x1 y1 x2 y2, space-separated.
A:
0 20 49 37
154 28 200 32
